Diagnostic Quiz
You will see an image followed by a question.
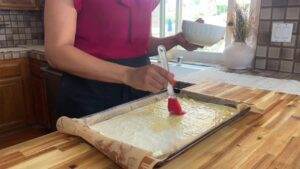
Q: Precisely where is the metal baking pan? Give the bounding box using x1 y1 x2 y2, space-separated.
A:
152 89 251 167
65 87 251 169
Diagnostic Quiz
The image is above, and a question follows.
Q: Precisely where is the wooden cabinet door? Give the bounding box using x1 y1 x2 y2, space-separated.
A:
42 67 62 130
29 58 52 130
31 74 50 129
0 58 32 133
0 77 26 133
0 0 39 10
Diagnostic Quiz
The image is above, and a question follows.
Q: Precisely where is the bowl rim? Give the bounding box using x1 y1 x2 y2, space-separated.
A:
182 20 225 29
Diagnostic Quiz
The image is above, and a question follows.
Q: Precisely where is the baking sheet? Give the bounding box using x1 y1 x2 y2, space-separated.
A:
88 96 240 159
57 90 250 169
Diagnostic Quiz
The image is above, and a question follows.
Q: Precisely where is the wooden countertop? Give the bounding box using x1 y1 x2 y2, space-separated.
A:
0 82 299 169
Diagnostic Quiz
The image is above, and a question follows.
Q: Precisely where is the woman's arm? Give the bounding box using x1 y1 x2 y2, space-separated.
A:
148 33 199 56
148 35 177 56
45 0 175 93
148 19 204 56
45 0 128 83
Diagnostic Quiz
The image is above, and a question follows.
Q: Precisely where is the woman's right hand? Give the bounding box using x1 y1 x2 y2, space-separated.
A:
124 64 176 93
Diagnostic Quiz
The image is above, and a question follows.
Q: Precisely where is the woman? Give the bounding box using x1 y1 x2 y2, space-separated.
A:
44 0 199 118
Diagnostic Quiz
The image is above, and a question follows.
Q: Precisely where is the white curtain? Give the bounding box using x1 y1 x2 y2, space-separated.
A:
225 0 261 49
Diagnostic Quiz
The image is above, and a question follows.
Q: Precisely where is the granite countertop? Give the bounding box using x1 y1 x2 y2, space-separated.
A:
0 45 45 60
0 45 44 53
21 45 45 53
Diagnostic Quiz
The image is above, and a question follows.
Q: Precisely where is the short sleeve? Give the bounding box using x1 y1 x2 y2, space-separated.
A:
73 0 82 13
151 0 160 11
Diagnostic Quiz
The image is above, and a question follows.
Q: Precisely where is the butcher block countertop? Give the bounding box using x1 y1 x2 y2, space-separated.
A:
0 82 299 169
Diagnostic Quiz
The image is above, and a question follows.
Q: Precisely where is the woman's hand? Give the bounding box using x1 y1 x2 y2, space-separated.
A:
175 32 201 51
175 18 205 51
124 64 175 93
148 18 205 55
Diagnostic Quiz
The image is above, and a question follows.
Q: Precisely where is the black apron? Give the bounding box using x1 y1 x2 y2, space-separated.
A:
56 56 151 118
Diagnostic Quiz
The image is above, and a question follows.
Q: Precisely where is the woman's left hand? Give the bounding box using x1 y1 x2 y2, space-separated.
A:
175 33 202 51
175 18 204 51
148 18 204 55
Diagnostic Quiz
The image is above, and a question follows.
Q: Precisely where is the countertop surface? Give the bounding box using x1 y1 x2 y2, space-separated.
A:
0 82 299 169
22 45 45 53
0 45 44 53
0 45 45 60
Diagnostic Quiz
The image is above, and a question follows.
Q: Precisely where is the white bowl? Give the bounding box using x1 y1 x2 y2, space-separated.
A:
182 20 226 46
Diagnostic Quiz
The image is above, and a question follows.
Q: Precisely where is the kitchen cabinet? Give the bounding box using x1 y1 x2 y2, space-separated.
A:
0 58 33 133
41 66 62 130
0 0 39 10
29 58 51 130
28 57 62 131
0 55 60 135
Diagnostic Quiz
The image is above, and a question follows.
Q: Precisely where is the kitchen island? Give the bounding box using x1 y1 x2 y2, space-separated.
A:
0 82 299 169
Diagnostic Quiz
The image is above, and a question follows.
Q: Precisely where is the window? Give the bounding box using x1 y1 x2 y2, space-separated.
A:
182 0 228 52
151 0 251 64
152 0 229 53
152 3 160 38
151 0 178 38
152 0 250 53
165 0 177 36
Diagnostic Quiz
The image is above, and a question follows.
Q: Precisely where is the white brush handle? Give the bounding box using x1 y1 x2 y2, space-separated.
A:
157 45 175 97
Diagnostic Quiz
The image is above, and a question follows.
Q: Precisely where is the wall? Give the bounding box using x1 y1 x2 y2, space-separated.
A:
254 0 300 74
0 1 44 48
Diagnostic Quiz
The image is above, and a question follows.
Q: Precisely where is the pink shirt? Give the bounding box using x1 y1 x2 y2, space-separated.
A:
73 0 159 60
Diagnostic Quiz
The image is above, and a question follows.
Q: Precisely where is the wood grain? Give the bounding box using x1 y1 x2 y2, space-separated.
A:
0 0 39 10
0 82 299 169
0 58 34 133
29 58 51 130
0 126 47 150
0 61 21 78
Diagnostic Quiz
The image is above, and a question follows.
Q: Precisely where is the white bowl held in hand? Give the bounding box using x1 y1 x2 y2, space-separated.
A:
182 20 225 47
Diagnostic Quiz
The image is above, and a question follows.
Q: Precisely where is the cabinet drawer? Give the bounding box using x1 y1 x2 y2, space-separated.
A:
0 61 21 78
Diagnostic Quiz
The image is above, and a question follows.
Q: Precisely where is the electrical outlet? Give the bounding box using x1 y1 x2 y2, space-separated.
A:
271 22 293 43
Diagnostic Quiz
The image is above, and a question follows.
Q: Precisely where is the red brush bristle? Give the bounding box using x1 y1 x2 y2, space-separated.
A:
168 97 185 116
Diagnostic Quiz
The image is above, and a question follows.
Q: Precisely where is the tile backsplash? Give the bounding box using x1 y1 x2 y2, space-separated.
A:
255 0 300 74
0 0 44 48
